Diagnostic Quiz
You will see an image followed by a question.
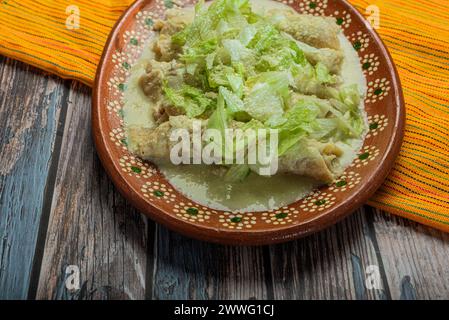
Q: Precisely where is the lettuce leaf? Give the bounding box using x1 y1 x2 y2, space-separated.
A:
222 39 255 64
207 64 244 99
207 87 228 133
220 86 243 113
243 84 284 123
220 86 250 121
163 84 214 118
246 71 292 98
180 38 218 66
226 73 244 97
238 24 257 46
274 101 320 155
208 65 236 88
172 0 252 47
242 71 292 123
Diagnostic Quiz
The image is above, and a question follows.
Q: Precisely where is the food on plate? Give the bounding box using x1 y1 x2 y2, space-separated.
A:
123 0 367 211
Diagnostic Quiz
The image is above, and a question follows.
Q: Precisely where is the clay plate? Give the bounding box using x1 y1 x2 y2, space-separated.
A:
93 0 405 245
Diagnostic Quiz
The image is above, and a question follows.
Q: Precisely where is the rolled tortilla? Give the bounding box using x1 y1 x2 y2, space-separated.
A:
127 116 342 183
294 40 343 74
127 116 207 160
268 9 341 50
278 139 343 183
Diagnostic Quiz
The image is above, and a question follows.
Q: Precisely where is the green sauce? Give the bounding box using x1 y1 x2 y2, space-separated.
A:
156 161 319 212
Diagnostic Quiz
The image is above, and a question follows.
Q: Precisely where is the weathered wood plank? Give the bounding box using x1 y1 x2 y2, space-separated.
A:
370 208 449 300
35 83 150 300
268 206 390 300
2 58 448 301
0 57 68 299
152 225 270 299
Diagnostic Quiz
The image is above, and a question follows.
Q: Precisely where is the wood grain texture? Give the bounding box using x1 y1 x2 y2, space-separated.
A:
152 225 270 299
35 83 150 300
268 207 390 300
2 58 449 300
370 208 449 300
0 57 68 299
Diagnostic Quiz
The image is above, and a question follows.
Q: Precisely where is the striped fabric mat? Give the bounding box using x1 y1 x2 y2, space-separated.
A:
0 0 448 232
351 0 449 231
0 0 135 85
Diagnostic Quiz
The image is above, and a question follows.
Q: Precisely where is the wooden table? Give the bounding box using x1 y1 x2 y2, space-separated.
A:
1 56 448 300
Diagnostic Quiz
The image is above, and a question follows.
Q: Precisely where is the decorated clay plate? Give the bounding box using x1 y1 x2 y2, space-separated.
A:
93 0 405 245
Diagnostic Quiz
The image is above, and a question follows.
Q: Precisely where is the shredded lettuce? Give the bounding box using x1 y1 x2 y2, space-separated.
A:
208 65 236 88
243 84 284 123
181 38 218 66
222 39 255 64
163 84 214 118
248 23 278 53
246 71 292 98
220 87 243 113
207 87 228 133
172 0 252 47
158 0 367 179
226 73 244 97
273 101 320 155
238 24 257 46
242 71 292 123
